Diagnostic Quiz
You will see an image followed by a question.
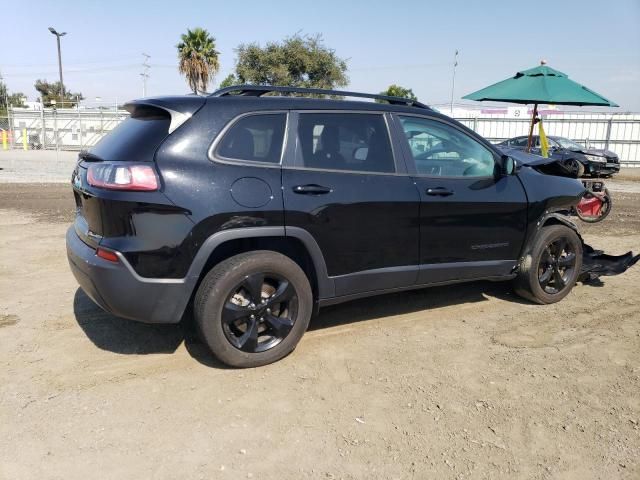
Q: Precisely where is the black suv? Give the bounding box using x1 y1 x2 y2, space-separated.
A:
67 85 587 367
497 135 621 178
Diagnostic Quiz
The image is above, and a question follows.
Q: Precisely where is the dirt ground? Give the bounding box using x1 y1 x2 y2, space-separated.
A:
1 183 639 480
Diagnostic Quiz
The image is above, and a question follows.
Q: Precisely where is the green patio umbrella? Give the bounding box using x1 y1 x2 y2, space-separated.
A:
463 62 618 151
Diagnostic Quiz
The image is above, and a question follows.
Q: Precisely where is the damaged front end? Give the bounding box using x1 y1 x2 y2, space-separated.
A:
502 147 639 283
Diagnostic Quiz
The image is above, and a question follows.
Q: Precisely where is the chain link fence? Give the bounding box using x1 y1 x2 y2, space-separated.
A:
2 108 639 166
0 108 128 152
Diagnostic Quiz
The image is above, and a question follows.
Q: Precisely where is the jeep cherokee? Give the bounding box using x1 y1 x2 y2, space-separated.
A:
67 85 594 367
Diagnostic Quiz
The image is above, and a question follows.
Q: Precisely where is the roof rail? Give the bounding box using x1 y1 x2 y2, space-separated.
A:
210 85 430 109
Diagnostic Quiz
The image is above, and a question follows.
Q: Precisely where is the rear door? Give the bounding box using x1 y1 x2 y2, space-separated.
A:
393 114 528 284
282 111 420 297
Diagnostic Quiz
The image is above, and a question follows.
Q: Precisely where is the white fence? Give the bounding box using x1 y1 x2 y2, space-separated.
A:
2 108 640 166
456 113 640 166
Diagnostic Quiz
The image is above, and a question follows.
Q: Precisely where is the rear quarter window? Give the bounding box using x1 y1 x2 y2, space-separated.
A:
89 106 171 161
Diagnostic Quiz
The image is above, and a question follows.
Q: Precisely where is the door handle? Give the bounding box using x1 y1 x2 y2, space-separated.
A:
426 187 454 197
293 184 332 195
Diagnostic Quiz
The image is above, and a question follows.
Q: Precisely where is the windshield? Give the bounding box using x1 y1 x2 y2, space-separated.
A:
554 137 584 151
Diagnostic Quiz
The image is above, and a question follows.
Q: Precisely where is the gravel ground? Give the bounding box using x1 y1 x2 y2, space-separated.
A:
1 181 639 479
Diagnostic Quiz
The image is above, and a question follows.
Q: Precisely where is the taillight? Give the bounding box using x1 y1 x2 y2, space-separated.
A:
96 247 119 263
87 163 158 191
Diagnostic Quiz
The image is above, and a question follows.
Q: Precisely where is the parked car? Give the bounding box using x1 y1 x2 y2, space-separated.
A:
67 85 588 367
497 135 620 178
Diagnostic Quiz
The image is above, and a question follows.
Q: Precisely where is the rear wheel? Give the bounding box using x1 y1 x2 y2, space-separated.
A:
194 251 313 368
514 225 582 304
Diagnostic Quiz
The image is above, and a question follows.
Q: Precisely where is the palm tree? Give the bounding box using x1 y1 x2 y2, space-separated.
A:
177 28 220 94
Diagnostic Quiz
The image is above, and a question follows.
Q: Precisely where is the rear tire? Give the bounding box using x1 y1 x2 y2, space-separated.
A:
194 251 313 368
514 225 582 304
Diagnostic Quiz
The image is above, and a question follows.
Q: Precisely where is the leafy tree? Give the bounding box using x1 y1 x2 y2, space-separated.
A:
34 80 83 107
177 27 220 94
232 33 348 90
377 84 418 103
219 73 238 89
0 76 26 115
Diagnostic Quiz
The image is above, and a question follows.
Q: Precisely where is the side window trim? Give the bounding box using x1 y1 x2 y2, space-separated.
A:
392 113 500 179
208 110 289 167
282 110 401 175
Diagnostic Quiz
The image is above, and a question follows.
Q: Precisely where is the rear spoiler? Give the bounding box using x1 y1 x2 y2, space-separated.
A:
124 96 206 134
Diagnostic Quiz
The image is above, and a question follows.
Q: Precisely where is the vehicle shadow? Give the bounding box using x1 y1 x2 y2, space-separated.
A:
73 288 184 355
73 288 229 368
308 280 527 331
74 280 529 368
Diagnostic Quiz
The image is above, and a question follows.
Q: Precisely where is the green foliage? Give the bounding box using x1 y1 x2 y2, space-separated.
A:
219 73 239 89
34 79 83 107
233 33 348 90
177 27 220 94
377 84 418 103
0 76 26 115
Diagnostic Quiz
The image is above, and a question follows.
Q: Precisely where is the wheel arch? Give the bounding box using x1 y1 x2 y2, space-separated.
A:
185 227 334 304
519 212 583 260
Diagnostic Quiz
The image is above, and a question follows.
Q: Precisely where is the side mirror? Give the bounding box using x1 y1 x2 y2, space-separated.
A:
500 155 516 176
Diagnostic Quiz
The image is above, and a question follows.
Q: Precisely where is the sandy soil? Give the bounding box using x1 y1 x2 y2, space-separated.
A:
1 184 639 480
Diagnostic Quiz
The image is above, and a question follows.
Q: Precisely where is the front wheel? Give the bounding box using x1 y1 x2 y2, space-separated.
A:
194 251 313 368
514 225 583 304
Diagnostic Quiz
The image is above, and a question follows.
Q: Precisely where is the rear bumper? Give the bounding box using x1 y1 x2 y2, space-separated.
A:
66 226 189 324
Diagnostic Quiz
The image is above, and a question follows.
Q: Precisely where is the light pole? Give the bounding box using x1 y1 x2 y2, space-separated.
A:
450 49 459 115
48 27 67 106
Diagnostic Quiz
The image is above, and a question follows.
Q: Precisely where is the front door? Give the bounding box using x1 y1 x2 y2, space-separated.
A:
282 111 420 297
394 114 528 284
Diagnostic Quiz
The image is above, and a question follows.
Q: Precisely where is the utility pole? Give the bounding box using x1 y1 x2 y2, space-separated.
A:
48 27 67 106
141 53 150 97
450 49 459 115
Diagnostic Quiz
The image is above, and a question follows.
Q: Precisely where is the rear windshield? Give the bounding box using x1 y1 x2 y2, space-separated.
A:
89 107 171 161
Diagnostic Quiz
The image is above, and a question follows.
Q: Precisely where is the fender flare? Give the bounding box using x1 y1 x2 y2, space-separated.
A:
183 226 334 299
519 212 582 261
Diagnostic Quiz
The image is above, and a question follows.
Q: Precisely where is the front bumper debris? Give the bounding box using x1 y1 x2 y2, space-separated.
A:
579 244 639 283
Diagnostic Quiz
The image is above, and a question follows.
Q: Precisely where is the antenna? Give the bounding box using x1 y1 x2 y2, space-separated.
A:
140 53 150 97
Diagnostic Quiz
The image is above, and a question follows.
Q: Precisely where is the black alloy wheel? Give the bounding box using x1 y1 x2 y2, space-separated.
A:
537 237 577 295
222 272 298 353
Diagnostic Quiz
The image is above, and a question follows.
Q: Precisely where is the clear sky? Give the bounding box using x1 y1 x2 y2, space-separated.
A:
2 0 639 110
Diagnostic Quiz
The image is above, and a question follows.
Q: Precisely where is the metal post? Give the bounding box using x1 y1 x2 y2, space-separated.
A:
77 97 83 149
449 50 459 115
53 108 59 151
605 116 613 151
526 103 539 152
48 28 67 103
40 104 45 149
56 36 64 98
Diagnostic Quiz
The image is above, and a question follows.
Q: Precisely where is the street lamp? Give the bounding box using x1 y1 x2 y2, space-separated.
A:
48 27 67 106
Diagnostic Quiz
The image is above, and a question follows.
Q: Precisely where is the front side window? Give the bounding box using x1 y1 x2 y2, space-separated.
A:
398 116 496 177
295 113 395 173
216 113 286 163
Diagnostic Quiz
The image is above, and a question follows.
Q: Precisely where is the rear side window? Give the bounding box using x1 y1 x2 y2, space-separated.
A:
216 113 286 164
90 106 171 161
295 113 395 173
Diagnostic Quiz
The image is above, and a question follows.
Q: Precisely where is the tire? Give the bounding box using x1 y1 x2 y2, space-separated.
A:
575 188 612 223
514 225 583 304
194 251 313 368
565 158 585 178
